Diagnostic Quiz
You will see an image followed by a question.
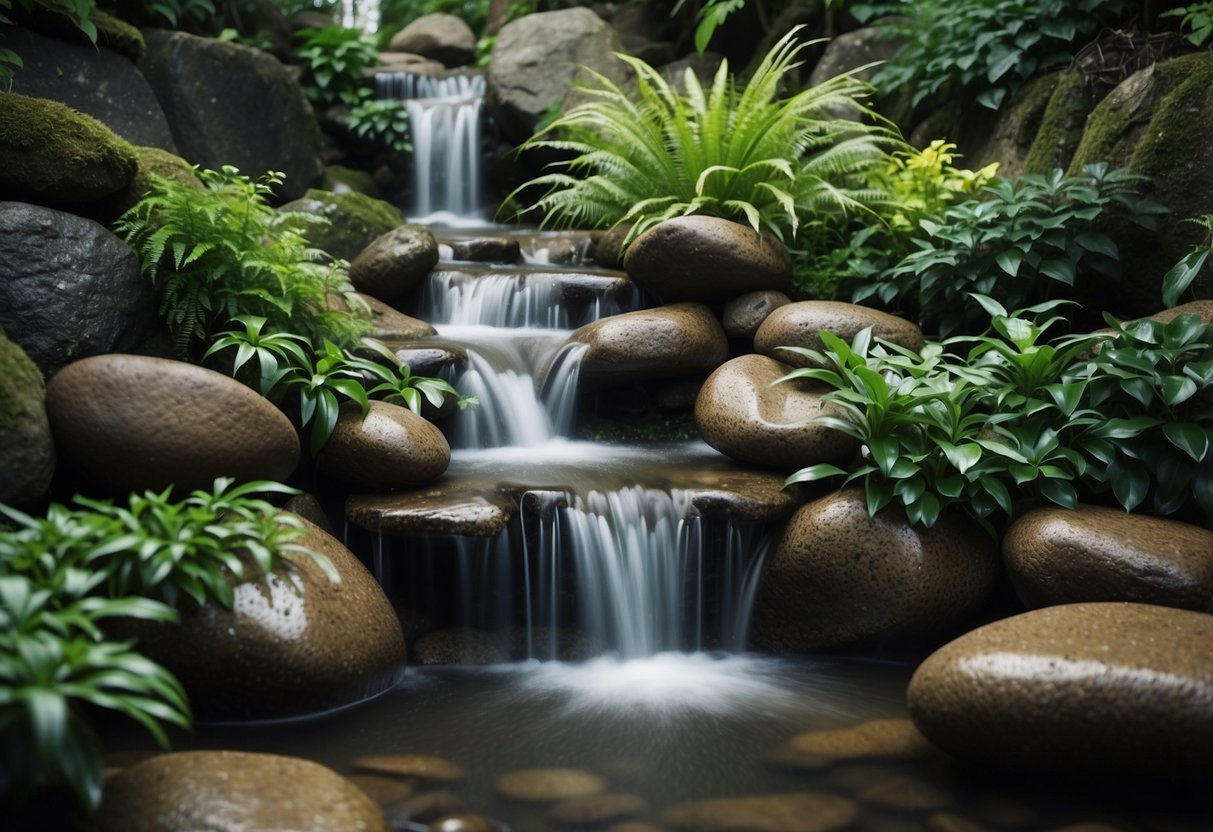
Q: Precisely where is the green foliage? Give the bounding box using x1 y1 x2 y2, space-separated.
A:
1163 2 1213 46
0 477 320 809
346 98 411 153
144 0 218 28
865 0 1128 110
513 27 903 248
858 164 1166 337
1161 214 1213 308
0 0 98 88
294 24 378 108
1064 312 1213 517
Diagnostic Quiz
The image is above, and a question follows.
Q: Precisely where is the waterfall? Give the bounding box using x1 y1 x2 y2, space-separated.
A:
375 72 486 222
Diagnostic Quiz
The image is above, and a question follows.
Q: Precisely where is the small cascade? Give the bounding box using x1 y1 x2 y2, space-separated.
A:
424 270 572 329
375 72 486 221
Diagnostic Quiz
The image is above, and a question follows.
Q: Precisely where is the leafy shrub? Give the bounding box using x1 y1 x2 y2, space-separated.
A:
294 24 378 108
1163 2 1213 46
346 98 411 153
0 477 317 809
858 164 1166 337
1 0 98 87
1161 213 1213 308
512 26 903 248
865 0 1128 110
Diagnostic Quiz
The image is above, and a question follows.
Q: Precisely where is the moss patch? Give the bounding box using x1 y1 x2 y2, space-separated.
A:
278 189 405 261
1023 68 1096 174
323 165 381 198
92 10 145 63
0 91 138 207
0 331 47 431
101 145 202 223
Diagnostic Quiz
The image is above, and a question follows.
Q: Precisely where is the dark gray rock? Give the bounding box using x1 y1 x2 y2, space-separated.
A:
7 28 175 150
139 29 323 201
0 332 54 506
0 201 155 375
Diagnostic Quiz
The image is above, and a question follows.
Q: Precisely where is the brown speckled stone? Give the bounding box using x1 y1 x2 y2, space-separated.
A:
496 768 607 803
95 751 390 831
694 354 857 469
347 773 417 804
549 793 649 825
350 224 438 301
661 793 858 832
750 489 999 652
771 718 937 769
907 602 1213 778
1003 505 1213 611
565 302 728 387
593 221 633 268
341 292 437 339
120 517 406 720
317 400 450 488
858 775 953 812
623 215 792 302
353 753 465 783
754 301 924 369
347 484 515 537
722 290 792 339
46 354 298 493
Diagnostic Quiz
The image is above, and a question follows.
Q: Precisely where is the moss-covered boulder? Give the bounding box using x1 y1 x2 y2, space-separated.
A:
0 92 138 210
1067 51 1213 313
1022 67 1098 174
279 189 405 262
964 71 1059 180
0 332 55 506
100 145 202 221
6 27 172 150
9 7 145 61
323 164 381 197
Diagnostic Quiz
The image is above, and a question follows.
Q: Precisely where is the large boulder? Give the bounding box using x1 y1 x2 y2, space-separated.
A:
349 224 440 301
0 333 54 506
963 72 1059 181
623 216 793 303
563 302 728 388
387 13 475 68
750 489 999 652
139 29 323 201
6 27 175 150
119 517 406 719
316 400 451 488
96 751 390 831
45 354 299 494
907 602 1213 779
0 92 138 211
694 354 856 470
0 201 155 375
279 188 405 262
1003 505 1213 611
487 8 632 145
754 301 924 369
1067 51 1213 314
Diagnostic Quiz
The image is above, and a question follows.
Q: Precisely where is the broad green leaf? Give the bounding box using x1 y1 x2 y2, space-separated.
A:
1163 422 1210 462
785 464 848 486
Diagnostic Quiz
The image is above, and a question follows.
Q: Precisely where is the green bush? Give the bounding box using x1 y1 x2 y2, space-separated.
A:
512 27 903 249
1163 2 1213 46
1 0 98 87
294 24 378 108
857 164 1166 337
346 98 411 153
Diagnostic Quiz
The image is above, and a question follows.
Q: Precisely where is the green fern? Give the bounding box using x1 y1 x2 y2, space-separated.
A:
510 26 905 247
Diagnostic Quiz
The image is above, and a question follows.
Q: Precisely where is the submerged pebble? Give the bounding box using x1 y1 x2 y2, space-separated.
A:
496 768 608 803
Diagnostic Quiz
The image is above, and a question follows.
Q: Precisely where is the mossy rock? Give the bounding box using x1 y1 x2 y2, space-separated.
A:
100 145 203 221
0 331 55 506
1023 67 1098 174
0 92 138 208
963 71 1060 180
278 189 405 262
1068 51 1213 313
323 165 381 198
6 8 144 62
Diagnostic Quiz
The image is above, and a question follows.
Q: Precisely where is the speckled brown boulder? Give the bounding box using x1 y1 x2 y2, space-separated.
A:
387 14 475 68
694 354 857 470
549 794 649 826
723 290 791 340
750 489 999 652
122 517 406 719
45 354 298 493
330 292 437 339
95 751 390 831
1003 505 1213 611
771 718 938 770
623 216 793 302
565 302 728 387
754 301 925 369
316 400 450 488
907 602 1213 778
350 224 439 301
353 754 465 783
661 793 859 832
496 768 607 803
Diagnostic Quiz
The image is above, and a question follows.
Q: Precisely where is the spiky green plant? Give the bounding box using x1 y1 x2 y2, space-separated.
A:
510 26 904 247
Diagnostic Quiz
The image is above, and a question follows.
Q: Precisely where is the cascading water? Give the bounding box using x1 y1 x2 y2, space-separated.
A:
375 71 485 222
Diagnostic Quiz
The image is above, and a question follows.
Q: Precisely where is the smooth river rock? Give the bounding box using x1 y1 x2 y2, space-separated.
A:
549 793 649 826
623 216 793 302
123 517 406 719
317 400 450 488
750 489 999 652
694 354 857 469
95 751 390 831
754 301 925 369
350 224 440 301
387 13 475 67
771 718 938 770
722 290 792 340
1002 505 1213 611
496 768 607 803
908 602 1213 778
566 302 728 387
45 354 299 493
353 753 465 783
0 333 54 506
661 793 859 832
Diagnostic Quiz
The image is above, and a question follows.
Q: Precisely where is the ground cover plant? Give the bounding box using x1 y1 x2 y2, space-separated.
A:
0 479 323 811
294 22 378 107
511 26 904 249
